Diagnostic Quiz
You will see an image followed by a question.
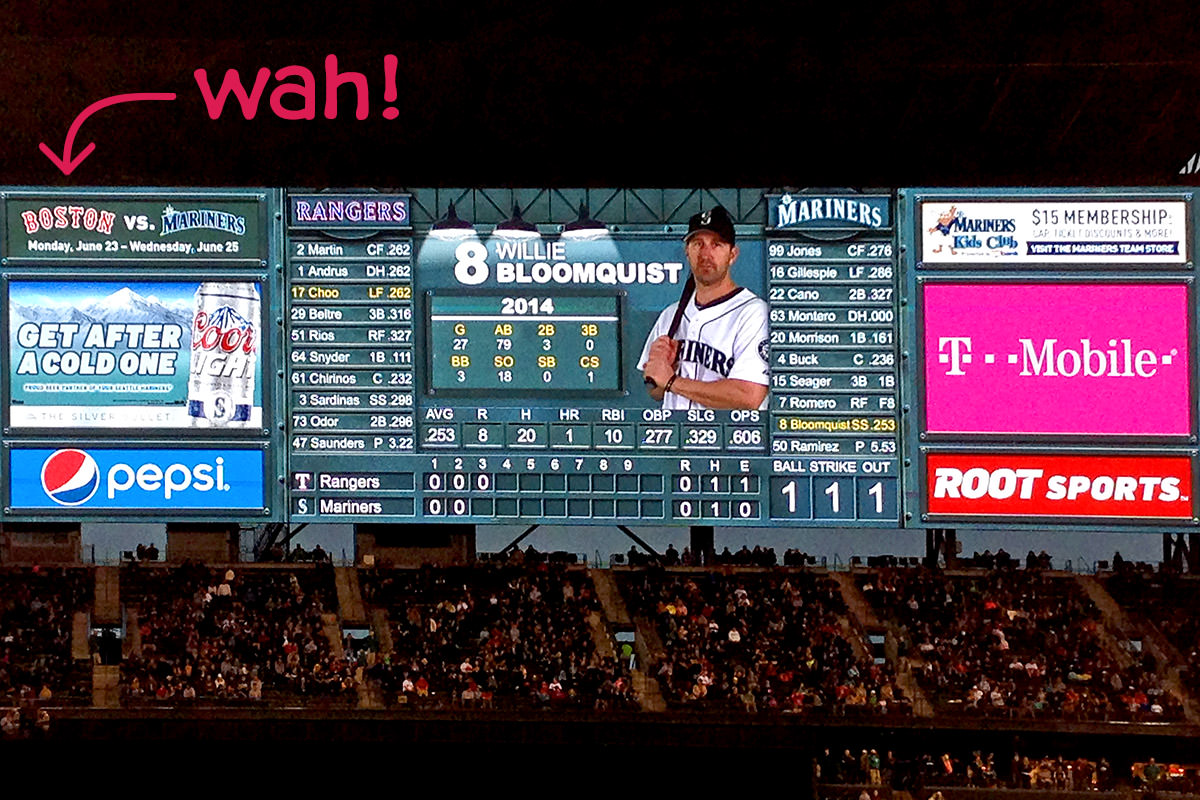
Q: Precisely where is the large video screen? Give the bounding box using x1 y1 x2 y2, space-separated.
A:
285 191 903 526
0 189 278 522
3 186 1196 531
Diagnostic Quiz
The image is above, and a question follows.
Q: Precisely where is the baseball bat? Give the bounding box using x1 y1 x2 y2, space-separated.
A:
644 273 695 388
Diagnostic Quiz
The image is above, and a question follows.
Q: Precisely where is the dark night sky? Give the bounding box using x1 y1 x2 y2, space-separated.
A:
3 1 1199 187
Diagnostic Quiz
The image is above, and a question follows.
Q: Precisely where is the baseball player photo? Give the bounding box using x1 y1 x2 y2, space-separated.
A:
639 206 770 411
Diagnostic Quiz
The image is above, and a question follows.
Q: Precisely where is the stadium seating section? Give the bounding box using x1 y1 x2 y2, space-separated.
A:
0 557 1197 734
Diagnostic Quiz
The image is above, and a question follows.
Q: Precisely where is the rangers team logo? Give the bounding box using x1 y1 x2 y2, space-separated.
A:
40 449 100 506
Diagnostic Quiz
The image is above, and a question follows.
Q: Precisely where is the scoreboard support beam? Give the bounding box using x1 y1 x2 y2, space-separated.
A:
1162 532 1199 573
690 526 715 566
925 528 958 569
499 525 540 559
617 526 661 562
253 523 308 562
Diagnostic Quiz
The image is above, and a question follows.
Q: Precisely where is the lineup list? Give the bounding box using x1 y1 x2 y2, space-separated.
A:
765 238 902 522
288 239 416 452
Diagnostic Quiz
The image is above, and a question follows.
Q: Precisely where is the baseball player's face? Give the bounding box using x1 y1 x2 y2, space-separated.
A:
685 230 739 288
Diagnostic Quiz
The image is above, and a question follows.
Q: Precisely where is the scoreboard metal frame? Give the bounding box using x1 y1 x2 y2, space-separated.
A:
0 185 1192 533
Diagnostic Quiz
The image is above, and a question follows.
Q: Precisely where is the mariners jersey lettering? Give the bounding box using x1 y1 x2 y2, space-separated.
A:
639 287 770 410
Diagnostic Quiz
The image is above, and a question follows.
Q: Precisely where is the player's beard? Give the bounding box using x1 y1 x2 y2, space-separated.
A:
693 260 729 288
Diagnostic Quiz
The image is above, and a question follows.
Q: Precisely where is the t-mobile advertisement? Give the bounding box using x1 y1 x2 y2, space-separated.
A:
926 453 1193 520
923 283 1192 436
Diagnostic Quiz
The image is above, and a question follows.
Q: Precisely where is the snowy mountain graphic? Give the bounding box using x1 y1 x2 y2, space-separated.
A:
9 304 96 327
79 287 192 328
10 286 192 347
202 305 254 330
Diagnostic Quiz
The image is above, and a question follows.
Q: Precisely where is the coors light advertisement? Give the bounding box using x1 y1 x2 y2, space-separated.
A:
8 280 263 429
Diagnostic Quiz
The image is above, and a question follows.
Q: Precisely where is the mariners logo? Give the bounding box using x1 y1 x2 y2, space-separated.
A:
160 205 247 236
926 205 1018 256
40 449 100 506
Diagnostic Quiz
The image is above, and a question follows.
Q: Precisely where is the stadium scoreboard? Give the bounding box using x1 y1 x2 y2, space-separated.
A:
2 186 1196 532
281 191 902 527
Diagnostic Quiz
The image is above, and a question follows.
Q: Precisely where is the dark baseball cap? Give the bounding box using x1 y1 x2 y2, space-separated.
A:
684 206 736 245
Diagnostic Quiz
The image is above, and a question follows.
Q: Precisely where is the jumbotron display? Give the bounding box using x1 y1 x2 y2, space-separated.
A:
907 189 1198 527
1 189 278 520
284 191 902 526
2 186 1196 531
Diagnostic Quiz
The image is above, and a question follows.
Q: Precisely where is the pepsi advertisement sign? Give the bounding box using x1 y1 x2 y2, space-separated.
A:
8 447 265 510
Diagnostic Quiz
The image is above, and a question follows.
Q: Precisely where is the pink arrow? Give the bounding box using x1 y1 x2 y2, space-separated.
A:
39 92 177 175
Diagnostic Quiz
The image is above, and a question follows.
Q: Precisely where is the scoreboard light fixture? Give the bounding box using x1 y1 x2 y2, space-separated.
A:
427 201 476 241
560 202 608 240
492 203 540 239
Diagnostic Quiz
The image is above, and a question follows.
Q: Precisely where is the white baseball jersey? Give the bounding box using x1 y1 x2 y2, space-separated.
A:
638 287 770 410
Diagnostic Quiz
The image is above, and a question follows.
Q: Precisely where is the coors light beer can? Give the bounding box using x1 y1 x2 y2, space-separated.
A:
188 282 260 427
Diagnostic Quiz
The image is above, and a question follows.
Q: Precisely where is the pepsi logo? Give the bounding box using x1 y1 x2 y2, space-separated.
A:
40 449 100 506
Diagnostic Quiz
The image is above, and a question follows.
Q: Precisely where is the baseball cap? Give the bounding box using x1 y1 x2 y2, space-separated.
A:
684 206 736 245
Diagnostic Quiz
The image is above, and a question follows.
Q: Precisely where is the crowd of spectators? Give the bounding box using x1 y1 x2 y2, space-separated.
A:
621 568 907 714
623 544 783 568
5 544 1200 732
0 566 91 705
818 747 1118 791
816 746 1200 793
1103 567 1200 697
120 561 351 704
861 566 1182 721
360 563 634 711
